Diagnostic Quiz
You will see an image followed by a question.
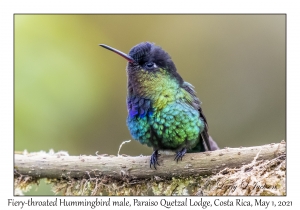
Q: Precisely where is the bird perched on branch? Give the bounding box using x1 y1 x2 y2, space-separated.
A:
100 42 218 169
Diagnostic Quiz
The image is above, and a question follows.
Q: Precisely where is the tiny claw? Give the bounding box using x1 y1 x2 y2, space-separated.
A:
174 148 187 162
150 150 159 169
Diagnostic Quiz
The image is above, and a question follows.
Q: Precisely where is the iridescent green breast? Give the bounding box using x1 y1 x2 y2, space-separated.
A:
150 101 204 150
126 67 205 150
127 99 205 150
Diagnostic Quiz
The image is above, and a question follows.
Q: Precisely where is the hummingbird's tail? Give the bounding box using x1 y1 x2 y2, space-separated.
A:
201 128 211 151
187 133 219 153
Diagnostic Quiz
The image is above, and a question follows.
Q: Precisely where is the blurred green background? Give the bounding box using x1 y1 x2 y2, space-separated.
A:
14 15 285 195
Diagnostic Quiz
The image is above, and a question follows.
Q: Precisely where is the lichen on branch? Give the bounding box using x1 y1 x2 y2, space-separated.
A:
14 141 286 195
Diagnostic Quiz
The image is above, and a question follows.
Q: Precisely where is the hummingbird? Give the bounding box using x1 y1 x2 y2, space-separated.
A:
100 42 218 169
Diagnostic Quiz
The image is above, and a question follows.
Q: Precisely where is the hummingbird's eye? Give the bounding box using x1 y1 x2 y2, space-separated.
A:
145 62 156 70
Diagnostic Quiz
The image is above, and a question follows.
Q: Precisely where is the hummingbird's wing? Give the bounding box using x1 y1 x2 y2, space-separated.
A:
181 82 212 151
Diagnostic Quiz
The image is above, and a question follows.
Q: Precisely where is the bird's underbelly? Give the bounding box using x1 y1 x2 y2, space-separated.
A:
127 101 204 150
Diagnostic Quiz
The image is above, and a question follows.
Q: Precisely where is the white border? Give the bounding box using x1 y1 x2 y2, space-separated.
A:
1 0 299 209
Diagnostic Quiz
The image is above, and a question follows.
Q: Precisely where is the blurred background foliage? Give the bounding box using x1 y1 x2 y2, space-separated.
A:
14 15 285 195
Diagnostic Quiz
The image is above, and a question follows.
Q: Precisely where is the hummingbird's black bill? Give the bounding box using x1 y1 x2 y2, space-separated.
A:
99 44 135 63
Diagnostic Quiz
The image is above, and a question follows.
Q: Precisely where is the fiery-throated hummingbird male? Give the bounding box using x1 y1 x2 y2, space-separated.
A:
100 42 218 169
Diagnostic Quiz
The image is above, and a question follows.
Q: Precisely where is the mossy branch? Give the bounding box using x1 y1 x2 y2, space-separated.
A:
14 141 286 195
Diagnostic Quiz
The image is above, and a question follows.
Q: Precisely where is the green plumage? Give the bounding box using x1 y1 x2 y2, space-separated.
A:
126 67 205 151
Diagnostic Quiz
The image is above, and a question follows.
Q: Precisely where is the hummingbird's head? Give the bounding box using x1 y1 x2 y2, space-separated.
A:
100 42 184 99
99 42 177 74
127 42 177 73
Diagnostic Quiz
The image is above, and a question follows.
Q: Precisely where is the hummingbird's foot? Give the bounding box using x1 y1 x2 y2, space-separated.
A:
150 150 160 169
174 148 187 162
